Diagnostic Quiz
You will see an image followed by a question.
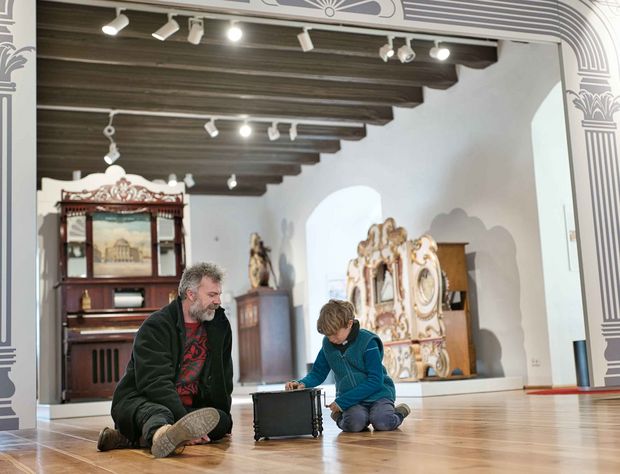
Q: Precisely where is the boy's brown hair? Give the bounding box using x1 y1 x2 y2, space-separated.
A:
317 299 355 335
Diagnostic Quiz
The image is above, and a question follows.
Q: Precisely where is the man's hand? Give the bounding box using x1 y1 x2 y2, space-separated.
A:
185 435 211 445
285 381 305 391
328 402 341 415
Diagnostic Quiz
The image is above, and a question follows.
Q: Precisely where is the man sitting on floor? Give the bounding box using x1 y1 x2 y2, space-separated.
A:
97 262 233 458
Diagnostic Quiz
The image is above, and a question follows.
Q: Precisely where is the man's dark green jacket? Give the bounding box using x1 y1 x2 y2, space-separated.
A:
111 297 233 442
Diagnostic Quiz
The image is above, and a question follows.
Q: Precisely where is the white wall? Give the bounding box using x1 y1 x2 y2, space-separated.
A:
531 82 586 386
254 41 562 385
187 195 269 382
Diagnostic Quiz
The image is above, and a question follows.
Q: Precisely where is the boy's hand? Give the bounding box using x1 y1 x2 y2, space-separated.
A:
185 434 211 445
328 402 341 414
285 381 305 391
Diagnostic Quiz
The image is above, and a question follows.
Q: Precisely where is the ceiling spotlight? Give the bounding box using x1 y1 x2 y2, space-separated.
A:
267 122 280 141
397 38 416 63
379 36 395 62
204 118 219 137
104 142 120 165
430 42 450 60
153 14 179 41
187 17 204 45
297 27 314 52
102 9 129 36
103 113 120 164
72 170 82 181
239 121 252 138
289 122 297 141
183 173 196 189
168 173 178 186
227 174 238 190
227 22 243 42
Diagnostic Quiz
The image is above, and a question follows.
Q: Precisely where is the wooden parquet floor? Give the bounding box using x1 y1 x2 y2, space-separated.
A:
2 390 620 473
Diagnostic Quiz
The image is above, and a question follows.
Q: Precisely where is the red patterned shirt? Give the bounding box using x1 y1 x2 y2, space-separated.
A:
176 322 208 406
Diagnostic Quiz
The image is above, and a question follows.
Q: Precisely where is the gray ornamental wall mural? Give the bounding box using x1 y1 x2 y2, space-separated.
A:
247 0 620 387
397 1 620 386
0 0 35 430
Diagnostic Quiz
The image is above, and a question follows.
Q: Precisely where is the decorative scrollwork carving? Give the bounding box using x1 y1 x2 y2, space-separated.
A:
62 177 183 204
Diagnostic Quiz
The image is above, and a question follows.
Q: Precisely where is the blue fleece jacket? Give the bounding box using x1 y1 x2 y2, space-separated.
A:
298 328 395 410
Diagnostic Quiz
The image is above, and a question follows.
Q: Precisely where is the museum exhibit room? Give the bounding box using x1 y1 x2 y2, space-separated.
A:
3 0 620 472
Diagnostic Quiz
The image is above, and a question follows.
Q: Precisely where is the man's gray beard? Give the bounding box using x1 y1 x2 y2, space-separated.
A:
189 301 217 322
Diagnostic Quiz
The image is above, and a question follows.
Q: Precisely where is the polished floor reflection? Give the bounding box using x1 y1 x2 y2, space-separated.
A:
2 390 620 473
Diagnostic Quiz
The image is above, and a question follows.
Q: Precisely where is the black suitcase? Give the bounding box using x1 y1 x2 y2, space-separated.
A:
251 388 324 441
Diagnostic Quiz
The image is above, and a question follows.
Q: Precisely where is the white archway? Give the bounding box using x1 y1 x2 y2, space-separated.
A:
305 186 382 362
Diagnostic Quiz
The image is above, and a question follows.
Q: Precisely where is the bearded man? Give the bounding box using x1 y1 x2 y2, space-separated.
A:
97 262 233 458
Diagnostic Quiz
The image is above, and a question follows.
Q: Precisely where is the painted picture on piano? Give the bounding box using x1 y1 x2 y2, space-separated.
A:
92 212 152 277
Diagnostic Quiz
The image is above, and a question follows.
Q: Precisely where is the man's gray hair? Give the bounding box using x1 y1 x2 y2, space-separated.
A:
178 262 224 299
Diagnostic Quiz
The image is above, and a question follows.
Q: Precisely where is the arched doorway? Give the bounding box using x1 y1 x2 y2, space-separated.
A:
305 186 382 362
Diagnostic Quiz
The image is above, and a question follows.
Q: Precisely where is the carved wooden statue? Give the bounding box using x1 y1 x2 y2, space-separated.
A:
346 218 450 381
249 233 276 289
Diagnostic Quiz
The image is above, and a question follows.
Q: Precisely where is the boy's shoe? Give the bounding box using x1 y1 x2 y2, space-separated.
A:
151 407 220 458
330 411 342 422
395 403 411 419
97 427 132 451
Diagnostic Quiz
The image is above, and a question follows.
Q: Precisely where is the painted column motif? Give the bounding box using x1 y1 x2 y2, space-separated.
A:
0 0 34 430
570 85 620 385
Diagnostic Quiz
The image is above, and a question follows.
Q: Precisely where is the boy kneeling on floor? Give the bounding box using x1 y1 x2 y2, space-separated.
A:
285 299 410 432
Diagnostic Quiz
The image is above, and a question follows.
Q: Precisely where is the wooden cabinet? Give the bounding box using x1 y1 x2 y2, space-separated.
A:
236 288 293 384
437 243 477 377
57 177 185 401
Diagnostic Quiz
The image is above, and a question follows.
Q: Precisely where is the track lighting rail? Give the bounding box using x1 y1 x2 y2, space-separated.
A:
37 105 366 128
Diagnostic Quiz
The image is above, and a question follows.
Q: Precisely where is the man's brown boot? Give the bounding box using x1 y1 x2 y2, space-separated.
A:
151 407 220 458
97 427 132 451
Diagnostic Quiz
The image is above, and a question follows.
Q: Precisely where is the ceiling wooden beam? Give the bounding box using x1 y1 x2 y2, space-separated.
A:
37 146 321 165
38 59 424 108
38 159 303 176
37 29 459 89
38 170 270 196
38 1 497 69
183 184 266 196
38 85 394 125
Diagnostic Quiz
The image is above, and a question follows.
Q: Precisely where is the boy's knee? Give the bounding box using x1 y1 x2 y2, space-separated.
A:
370 419 393 431
369 414 399 431
340 419 368 432
340 413 368 432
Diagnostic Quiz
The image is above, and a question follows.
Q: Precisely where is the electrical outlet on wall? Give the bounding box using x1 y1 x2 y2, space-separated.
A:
531 358 541 367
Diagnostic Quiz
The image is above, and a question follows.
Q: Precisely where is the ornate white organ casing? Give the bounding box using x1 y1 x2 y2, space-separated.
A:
346 218 449 381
